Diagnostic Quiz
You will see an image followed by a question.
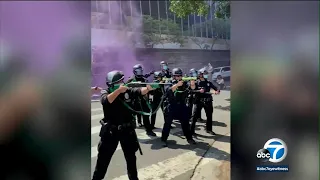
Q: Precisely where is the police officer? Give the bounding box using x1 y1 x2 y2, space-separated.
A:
189 68 198 78
190 69 220 136
127 64 156 136
149 71 165 129
161 68 196 147
187 68 198 118
189 68 205 122
160 61 172 78
92 70 153 180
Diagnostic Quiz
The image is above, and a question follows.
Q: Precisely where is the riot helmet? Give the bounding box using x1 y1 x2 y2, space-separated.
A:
153 71 163 79
133 64 144 77
189 68 198 77
160 61 169 71
172 68 183 81
172 68 183 76
106 70 124 86
198 69 209 79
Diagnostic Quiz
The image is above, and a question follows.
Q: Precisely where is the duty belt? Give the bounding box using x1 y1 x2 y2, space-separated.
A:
200 98 212 102
100 120 135 131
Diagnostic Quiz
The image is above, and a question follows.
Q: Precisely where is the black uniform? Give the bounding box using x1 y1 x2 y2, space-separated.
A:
148 79 164 128
187 68 198 119
92 88 141 180
160 61 171 79
161 70 172 78
159 62 176 129
190 79 218 135
161 79 194 145
186 81 194 119
157 70 169 112
127 76 154 134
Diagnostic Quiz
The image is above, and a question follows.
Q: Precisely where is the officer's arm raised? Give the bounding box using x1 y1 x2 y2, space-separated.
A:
105 89 121 103
210 82 218 91
171 81 183 92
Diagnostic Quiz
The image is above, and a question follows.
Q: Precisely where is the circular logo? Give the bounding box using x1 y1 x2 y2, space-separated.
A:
256 148 271 162
263 138 287 163
124 93 129 100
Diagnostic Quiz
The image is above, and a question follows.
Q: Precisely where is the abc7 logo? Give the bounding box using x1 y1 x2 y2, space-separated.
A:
257 138 287 163
256 149 271 162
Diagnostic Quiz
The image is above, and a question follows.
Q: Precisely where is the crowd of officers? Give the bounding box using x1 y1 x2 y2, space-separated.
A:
92 61 220 180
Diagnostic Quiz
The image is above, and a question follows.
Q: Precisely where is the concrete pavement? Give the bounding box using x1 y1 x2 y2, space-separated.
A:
91 90 230 180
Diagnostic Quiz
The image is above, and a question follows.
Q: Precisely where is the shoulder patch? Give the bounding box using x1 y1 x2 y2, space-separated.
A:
124 93 129 99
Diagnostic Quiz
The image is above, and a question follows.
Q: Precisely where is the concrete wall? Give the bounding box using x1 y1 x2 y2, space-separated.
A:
92 48 230 87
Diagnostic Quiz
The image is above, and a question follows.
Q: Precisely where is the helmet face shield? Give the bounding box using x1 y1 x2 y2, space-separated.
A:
134 68 143 76
198 69 208 79
162 65 168 70
192 72 197 77
173 75 182 81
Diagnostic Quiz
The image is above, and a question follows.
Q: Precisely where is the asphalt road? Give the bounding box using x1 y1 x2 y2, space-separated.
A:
91 90 230 180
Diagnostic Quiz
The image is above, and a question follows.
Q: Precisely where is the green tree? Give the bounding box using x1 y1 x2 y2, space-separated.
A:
169 0 230 19
140 15 184 48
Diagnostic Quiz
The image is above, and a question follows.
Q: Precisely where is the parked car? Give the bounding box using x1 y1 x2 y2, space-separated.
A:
211 66 231 81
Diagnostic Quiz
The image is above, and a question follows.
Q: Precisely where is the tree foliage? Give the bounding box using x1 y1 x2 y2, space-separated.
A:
214 1 230 19
139 15 184 48
169 0 230 19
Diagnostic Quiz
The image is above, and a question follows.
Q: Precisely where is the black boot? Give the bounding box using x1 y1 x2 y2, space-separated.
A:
187 138 197 145
146 131 156 136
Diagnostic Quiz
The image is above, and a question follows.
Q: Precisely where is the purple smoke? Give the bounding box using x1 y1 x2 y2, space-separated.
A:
91 1 149 87
0 2 89 75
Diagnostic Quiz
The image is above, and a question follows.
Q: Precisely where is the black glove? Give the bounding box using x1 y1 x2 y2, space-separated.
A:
144 71 154 78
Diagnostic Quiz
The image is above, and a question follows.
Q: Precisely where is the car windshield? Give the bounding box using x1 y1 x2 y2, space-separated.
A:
213 68 221 73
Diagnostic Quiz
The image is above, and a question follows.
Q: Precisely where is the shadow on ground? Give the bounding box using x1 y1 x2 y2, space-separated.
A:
192 132 230 143
140 126 230 162
147 138 230 162
214 105 230 111
202 120 227 127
